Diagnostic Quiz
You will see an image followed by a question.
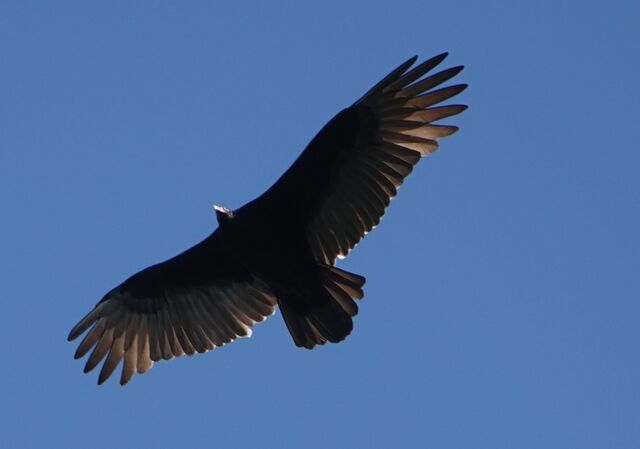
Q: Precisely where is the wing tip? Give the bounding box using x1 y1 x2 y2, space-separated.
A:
68 302 109 341
447 65 465 77
433 51 449 63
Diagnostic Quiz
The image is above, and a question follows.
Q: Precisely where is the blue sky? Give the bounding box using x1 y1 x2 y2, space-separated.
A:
1 1 639 448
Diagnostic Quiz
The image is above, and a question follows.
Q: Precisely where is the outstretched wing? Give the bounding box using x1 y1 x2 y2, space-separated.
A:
238 53 467 264
67 231 277 385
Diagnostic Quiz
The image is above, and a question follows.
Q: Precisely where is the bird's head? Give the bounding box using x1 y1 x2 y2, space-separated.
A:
214 204 235 226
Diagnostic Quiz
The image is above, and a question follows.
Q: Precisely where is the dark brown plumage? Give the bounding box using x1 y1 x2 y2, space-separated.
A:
68 53 467 385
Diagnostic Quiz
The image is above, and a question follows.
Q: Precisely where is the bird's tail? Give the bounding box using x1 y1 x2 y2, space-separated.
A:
279 264 365 349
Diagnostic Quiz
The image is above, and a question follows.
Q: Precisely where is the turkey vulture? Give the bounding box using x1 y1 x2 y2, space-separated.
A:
68 53 467 385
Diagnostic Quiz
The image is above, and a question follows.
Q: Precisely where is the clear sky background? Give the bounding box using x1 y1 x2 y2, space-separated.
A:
1 1 638 448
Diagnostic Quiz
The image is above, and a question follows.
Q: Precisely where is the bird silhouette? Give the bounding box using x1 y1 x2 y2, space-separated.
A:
68 53 467 385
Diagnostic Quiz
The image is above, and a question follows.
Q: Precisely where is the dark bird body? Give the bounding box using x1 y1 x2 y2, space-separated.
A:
68 54 467 385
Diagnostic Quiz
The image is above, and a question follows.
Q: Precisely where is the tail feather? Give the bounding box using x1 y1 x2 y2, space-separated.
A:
279 264 366 349
279 300 327 349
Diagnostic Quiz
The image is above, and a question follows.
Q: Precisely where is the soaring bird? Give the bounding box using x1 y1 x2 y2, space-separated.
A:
68 53 467 385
